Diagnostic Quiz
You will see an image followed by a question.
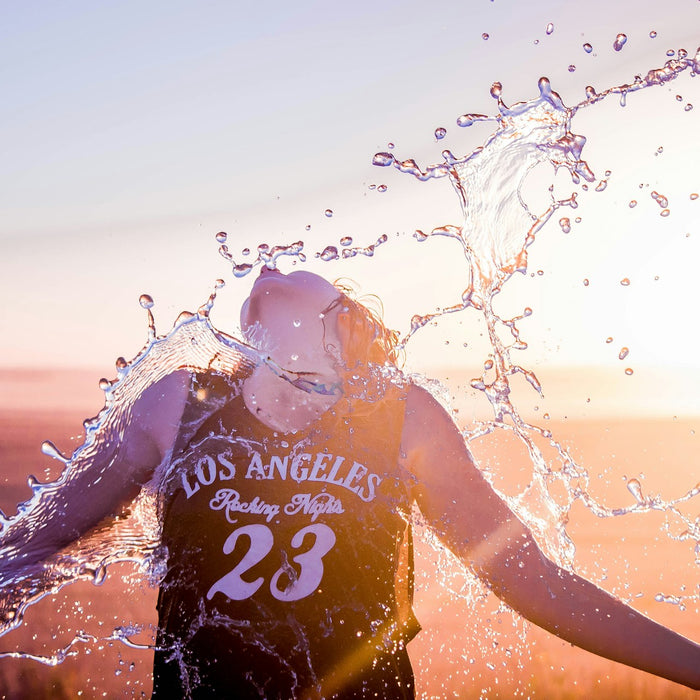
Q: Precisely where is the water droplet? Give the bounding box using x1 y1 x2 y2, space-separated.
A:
368 184 376 190
242 247 250 256
233 263 253 278
629 199 637 208
413 230 428 242
676 94 683 101
651 190 668 207
655 146 664 155
138 294 154 309
215 231 227 244
41 440 68 463
649 30 657 39
434 127 447 140
585 85 597 98
618 346 629 360
583 43 593 53
387 142 395 150
559 217 571 233
482 32 489 40
568 64 576 73
317 246 339 262
340 236 353 246
685 103 694 111
372 152 394 167
324 209 333 218
575 217 581 223
625 367 634 376
99 378 112 391
377 184 387 193
620 277 630 286
606 337 613 344
595 179 607 192
666 48 675 57
490 81 502 99
536 270 544 276
115 356 127 370
626 477 644 502
583 278 590 286
660 208 670 217
293 319 301 328
545 22 554 35
690 193 699 200
613 33 628 52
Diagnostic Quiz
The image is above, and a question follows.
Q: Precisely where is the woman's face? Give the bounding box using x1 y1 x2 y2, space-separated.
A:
240 268 343 377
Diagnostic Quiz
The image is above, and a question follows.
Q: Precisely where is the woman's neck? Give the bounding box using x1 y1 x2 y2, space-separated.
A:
242 364 342 433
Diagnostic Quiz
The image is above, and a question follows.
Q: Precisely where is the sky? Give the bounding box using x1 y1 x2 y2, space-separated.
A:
1 0 699 413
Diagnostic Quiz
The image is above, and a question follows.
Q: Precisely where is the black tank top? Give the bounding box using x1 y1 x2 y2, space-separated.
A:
153 372 419 699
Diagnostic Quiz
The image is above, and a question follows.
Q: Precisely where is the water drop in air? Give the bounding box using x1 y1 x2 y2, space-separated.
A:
138 294 154 309
613 33 628 51
619 347 629 360
649 30 657 38
620 278 631 286
318 246 339 262
685 104 693 111
583 43 593 53
215 231 227 244
233 263 253 278
340 236 353 246
559 217 571 233
568 65 576 73
629 200 637 208
545 22 554 35
625 368 634 376
372 152 394 167
324 209 333 218
377 184 387 192
482 33 489 40
434 127 447 140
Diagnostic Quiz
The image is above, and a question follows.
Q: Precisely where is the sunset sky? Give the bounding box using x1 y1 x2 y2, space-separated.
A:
1 0 699 414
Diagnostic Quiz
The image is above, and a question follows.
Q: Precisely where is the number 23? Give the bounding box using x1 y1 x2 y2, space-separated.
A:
207 523 336 603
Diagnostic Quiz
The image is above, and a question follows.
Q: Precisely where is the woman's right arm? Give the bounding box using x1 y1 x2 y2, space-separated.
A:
0 370 190 576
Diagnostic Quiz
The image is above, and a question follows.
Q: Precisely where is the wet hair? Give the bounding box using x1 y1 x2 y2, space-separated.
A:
327 280 400 370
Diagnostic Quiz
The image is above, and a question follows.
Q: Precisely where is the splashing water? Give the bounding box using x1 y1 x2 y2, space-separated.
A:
1 45 700 695
371 48 700 575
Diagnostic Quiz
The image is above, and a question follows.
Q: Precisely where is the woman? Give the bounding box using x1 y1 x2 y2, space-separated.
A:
3 267 700 697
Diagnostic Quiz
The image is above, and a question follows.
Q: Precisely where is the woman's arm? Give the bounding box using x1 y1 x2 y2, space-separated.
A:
401 384 700 690
0 370 190 575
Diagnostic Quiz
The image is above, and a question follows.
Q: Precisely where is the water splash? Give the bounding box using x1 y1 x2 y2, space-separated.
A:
2 45 700 683
373 47 700 574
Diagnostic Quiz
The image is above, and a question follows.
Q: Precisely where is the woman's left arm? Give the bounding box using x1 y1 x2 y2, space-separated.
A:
401 384 700 691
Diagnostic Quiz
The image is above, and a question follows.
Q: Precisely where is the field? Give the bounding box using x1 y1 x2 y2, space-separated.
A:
0 369 698 698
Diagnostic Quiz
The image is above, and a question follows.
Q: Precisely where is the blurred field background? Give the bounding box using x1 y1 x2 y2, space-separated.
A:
0 368 698 698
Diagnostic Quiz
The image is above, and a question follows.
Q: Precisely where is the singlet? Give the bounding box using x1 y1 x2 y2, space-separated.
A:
152 372 420 699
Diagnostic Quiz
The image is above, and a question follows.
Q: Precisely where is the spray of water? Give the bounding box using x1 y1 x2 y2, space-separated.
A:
1 48 699 687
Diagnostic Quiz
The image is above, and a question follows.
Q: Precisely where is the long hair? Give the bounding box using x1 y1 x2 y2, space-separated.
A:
329 281 400 372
